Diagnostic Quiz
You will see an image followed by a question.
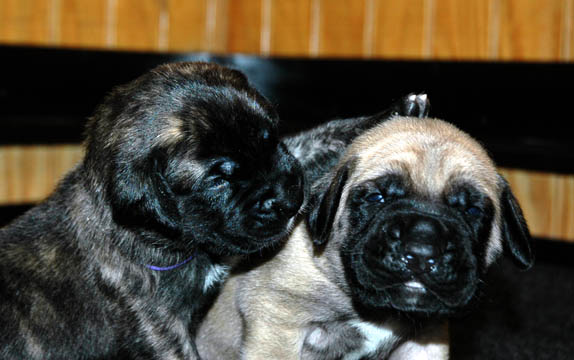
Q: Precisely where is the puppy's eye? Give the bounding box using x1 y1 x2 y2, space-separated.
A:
466 206 482 217
366 193 385 203
261 129 270 140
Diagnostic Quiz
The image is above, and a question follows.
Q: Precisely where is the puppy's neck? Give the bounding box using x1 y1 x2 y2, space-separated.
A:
60 166 195 273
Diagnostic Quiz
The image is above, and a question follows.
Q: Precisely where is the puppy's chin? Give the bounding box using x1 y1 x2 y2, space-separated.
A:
245 213 299 239
344 249 480 317
200 215 297 256
352 279 479 317
204 231 288 256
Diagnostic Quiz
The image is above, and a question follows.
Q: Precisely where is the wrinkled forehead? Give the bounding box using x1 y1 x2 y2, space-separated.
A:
347 118 500 200
157 82 279 154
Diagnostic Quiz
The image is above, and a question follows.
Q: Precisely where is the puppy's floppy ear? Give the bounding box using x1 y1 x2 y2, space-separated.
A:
498 175 534 269
307 160 354 246
109 148 181 236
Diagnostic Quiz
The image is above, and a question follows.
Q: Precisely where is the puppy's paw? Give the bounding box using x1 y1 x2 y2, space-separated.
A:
392 93 430 118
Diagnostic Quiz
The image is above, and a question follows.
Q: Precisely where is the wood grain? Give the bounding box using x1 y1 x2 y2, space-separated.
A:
564 0 574 60
1 0 574 61
497 0 564 61
166 0 207 51
203 0 229 53
269 0 312 56
372 0 427 59
432 0 492 60
0 0 52 45
500 168 574 241
226 0 262 54
60 0 108 48
0 145 83 205
115 0 163 51
314 0 367 57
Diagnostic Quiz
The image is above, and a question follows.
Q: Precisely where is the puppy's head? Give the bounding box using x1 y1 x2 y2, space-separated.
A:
308 117 532 316
85 62 304 255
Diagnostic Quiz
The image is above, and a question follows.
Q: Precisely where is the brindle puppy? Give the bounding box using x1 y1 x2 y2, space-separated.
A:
0 61 428 359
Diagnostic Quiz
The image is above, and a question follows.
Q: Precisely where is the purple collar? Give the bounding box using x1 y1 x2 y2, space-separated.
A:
145 254 194 271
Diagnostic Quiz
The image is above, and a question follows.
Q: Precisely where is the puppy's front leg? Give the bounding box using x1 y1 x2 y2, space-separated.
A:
388 321 450 360
241 320 300 360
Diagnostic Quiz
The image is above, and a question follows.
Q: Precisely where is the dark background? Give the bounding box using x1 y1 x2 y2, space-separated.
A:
2 45 574 173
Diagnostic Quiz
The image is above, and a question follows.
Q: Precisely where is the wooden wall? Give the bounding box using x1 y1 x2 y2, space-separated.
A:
0 0 573 241
0 145 84 205
1 0 573 60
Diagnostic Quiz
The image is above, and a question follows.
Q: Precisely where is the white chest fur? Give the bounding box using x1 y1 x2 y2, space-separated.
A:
343 321 397 360
203 264 229 292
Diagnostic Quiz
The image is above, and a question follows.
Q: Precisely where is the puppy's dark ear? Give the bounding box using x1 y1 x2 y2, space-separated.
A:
307 160 353 246
498 175 533 269
109 148 181 236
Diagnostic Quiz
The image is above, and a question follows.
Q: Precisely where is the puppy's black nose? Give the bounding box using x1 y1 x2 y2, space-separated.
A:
250 143 304 227
253 177 303 222
254 191 301 219
395 217 445 272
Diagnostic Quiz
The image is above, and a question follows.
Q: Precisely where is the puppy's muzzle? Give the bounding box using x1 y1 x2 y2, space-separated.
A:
247 163 304 238
351 207 481 313
365 213 453 277
251 181 302 223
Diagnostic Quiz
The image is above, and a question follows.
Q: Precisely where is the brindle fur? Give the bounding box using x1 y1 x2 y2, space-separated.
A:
0 62 307 359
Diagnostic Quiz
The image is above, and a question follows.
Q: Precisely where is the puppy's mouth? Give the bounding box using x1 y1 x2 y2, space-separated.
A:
249 213 298 241
403 280 426 293
345 241 479 316
217 214 298 255
249 212 298 234
243 187 304 239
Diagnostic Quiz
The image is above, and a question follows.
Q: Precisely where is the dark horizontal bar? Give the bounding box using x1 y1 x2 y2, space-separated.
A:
1 45 573 173
0 204 33 227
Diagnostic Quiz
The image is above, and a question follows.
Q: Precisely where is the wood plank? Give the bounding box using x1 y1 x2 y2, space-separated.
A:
60 0 108 48
565 176 574 238
564 0 574 60
372 0 427 59
202 0 229 53
0 0 52 45
498 0 564 61
500 168 574 241
269 0 312 56
432 0 491 60
167 0 207 51
226 0 263 54
315 0 367 57
115 0 162 51
0 145 83 205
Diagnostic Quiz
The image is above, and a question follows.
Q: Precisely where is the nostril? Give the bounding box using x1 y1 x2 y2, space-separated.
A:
259 199 276 214
389 225 401 240
253 180 303 221
254 198 279 218
403 242 439 272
